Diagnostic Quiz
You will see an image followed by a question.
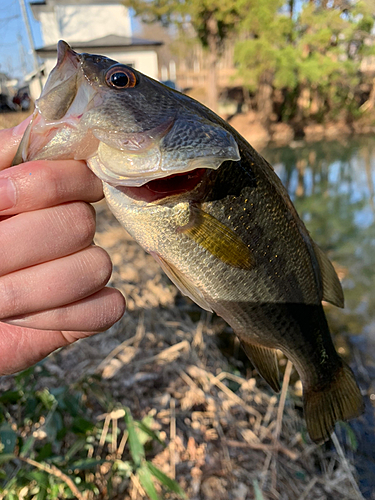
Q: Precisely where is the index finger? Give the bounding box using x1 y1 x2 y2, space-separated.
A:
0 117 32 171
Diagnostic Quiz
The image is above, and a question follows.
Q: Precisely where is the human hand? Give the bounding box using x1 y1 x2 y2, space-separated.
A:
0 119 126 375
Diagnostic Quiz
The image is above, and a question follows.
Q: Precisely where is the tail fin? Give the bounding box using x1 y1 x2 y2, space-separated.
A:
303 362 364 444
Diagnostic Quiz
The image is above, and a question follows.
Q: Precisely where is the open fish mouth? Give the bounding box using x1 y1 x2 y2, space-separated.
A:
87 114 240 188
116 168 208 202
87 117 178 187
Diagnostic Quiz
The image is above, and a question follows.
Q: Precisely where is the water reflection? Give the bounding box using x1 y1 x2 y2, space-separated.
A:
263 138 375 363
263 138 375 497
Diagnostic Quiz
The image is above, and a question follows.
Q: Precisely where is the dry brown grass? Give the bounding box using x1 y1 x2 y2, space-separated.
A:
0 111 30 130
0 111 367 500
30 202 363 500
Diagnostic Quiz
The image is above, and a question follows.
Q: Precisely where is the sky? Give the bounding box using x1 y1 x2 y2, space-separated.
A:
0 0 306 83
0 0 43 80
0 0 143 83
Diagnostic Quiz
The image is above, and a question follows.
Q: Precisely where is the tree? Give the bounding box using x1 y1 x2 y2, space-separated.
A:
234 0 375 125
122 0 242 112
234 0 296 125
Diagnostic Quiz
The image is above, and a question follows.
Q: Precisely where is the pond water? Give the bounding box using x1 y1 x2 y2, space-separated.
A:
263 138 375 499
263 137 375 367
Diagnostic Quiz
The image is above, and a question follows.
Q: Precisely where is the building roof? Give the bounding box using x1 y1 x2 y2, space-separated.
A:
31 0 125 8
35 34 163 55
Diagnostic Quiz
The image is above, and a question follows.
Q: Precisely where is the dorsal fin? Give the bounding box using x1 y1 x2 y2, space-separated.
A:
241 340 281 392
151 252 213 312
313 243 344 308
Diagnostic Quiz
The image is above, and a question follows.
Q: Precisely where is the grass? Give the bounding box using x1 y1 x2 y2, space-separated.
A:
0 365 185 500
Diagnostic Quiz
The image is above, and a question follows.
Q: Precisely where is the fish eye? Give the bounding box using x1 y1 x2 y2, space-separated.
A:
105 66 137 89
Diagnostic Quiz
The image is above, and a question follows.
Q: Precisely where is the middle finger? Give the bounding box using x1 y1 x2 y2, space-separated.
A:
0 202 97 276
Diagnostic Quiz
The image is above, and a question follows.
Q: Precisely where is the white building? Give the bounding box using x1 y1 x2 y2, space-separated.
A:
28 0 162 99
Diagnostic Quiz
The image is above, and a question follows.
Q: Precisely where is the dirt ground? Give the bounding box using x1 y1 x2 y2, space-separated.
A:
0 111 370 500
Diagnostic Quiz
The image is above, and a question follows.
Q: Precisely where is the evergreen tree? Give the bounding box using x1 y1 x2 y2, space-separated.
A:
123 0 241 111
234 0 375 124
234 0 296 124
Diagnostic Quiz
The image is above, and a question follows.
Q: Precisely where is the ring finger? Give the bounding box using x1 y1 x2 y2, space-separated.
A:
0 245 112 319
0 201 97 276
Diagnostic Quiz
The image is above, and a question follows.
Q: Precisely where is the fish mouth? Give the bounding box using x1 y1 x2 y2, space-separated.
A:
117 168 207 202
88 118 177 186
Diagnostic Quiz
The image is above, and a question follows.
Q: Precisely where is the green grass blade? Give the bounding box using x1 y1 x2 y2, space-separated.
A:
253 479 265 500
136 421 165 446
124 407 145 468
146 461 186 498
137 464 160 500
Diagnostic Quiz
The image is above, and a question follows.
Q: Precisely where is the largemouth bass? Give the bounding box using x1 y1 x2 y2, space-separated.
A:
13 41 364 443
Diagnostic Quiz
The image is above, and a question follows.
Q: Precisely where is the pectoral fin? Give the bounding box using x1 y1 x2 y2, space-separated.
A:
179 206 254 270
151 253 213 312
313 243 344 308
241 340 281 392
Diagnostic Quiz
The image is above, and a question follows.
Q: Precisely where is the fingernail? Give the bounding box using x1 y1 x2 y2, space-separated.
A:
0 178 16 210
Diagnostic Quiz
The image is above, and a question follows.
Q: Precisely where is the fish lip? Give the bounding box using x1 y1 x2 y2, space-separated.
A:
57 40 81 68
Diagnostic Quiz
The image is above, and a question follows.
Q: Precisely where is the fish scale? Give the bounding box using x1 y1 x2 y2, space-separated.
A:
13 40 364 444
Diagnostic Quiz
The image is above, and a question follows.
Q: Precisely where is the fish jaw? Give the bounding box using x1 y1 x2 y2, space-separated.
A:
87 114 241 187
13 42 101 164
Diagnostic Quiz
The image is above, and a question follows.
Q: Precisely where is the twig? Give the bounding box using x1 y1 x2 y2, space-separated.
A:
274 360 293 443
96 312 145 373
260 451 273 491
331 432 365 500
112 416 118 454
272 359 293 493
138 340 190 366
216 371 247 386
131 471 147 499
117 430 128 458
262 395 278 429
215 423 232 470
178 369 201 390
97 413 111 458
192 317 205 348
96 408 125 456
19 456 85 500
210 375 263 422
297 477 318 500
170 398 176 479
223 438 298 461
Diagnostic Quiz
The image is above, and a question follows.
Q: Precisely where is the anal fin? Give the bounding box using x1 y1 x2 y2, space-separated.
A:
241 340 281 392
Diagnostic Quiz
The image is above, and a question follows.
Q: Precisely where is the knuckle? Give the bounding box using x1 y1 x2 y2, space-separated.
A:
0 277 19 318
92 290 126 331
38 162 65 203
69 202 96 245
90 246 113 286
109 290 126 323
